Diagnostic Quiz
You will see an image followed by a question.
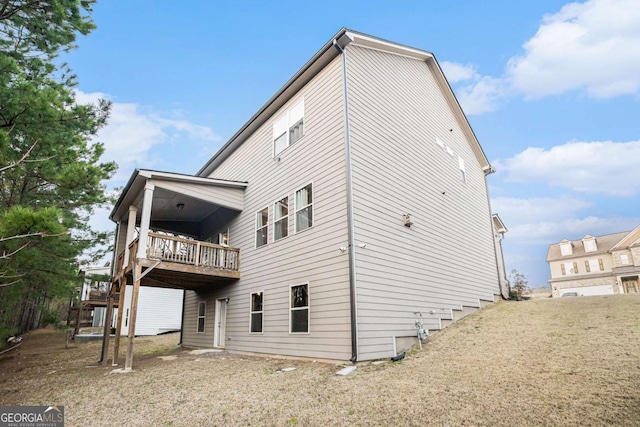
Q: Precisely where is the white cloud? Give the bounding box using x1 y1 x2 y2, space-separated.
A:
455 76 505 115
492 196 592 224
440 62 477 83
75 91 220 182
441 62 506 115
494 140 640 196
507 0 640 98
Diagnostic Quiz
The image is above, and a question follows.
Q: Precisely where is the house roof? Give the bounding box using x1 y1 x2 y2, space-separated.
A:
610 224 640 251
196 28 491 178
546 231 630 262
109 169 247 222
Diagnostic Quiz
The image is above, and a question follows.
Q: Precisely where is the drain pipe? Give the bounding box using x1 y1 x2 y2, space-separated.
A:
333 36 358 363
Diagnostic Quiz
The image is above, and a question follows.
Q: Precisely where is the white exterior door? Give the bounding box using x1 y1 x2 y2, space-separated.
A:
214 298 227 348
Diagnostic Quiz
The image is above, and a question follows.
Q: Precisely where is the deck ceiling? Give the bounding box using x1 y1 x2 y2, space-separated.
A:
110 169 247 223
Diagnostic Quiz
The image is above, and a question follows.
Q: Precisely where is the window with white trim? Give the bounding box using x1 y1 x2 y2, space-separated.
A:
458 156 466 183
274 99 304 156
256 207 268 248
274 197 289 241
295 184 313 232
620 254 630 265
197 302 206 333
250 292 263 333
561 262 578 275
290 284 309 333
560 243 573 256
585 259 601 273
583 239 597 252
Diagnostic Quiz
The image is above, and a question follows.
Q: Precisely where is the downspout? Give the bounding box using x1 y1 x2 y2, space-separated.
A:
179 290 186 346
333 37 358 363
483 166 505 299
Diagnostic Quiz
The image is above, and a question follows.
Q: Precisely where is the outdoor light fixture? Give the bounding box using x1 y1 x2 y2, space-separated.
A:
176 203 185 210
225 297 230 303
403 214 413 227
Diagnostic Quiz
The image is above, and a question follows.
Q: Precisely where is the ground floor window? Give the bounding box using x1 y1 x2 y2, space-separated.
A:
250 292 264 333
290 283 309 333
197 301 206 333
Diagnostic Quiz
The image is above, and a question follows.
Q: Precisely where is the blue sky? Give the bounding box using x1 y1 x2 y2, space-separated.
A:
69 0 640 288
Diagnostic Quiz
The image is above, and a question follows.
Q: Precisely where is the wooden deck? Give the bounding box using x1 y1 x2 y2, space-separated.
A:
114 233 241 290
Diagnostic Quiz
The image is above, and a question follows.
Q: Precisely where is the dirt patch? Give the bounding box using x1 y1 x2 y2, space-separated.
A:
1 295 640 426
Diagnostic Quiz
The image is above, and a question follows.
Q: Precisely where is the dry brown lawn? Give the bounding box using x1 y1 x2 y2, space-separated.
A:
1 294 639 426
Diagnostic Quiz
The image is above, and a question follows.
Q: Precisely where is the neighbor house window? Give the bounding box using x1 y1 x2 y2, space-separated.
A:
274 99 304 156
560 243 573 256
274 197 289 241
620 254 630 265
250 292 263 333
290 284 309 333
561 262 578 275
585 259 603 273
295 184 313 232
256 207 269 248
583 239 597 252
458 156 466 183
197 302 206 333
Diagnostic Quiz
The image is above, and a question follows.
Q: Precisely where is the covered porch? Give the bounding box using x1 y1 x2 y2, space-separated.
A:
103 169 247 370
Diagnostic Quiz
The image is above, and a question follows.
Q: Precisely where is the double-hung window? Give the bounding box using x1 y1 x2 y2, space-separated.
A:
250 292 263 333
197 302 206 333
274 197 289 241
273 99 304 156
256 207 269 248
295 184 313 232
290 284 309 333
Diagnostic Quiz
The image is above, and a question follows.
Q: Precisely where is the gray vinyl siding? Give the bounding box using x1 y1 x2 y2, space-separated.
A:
345 45 499 360
182 290 216 348
181 57 352 360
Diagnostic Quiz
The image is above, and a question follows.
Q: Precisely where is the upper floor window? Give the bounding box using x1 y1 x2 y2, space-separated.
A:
295 184 313 232
256 207 269 248
274 197 289 241
620 254 630 265
561 262 578 275
274 99 304 156
583 238 597 252
585 259 604 272
560 242 573 256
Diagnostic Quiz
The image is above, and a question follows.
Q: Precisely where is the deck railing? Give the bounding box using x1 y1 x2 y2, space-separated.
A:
121 233 240 272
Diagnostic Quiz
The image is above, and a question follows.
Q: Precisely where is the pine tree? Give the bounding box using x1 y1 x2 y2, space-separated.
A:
0 1 116 338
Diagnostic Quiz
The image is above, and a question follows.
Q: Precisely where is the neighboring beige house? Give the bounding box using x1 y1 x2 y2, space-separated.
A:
107 29 505 366
546 226 640 297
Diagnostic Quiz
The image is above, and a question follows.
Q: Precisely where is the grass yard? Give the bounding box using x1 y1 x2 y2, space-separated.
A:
1 294 639 426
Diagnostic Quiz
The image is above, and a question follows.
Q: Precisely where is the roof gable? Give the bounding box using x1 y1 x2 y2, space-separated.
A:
196 28 491 178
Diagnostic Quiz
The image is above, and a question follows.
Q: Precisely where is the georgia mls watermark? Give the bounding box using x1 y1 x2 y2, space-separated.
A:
0 406 64 427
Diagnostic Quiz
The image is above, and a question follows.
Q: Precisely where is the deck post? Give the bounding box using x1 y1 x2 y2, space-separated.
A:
101 283 115 365
137 181 154 259
125 263 142 370
112 279 126 365
123 206 137 268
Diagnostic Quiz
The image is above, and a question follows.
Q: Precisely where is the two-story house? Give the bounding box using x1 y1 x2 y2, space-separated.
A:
105 29 505 369
546 225 640 297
